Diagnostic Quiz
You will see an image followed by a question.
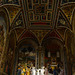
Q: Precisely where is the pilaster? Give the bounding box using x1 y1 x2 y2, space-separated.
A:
36 46 45 68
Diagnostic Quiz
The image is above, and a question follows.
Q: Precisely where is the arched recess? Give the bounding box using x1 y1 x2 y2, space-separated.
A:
41 30 65 69
0 7 10 71
12 38 39 75
18 30 39 45
42 38 64 62
0 7 10 33
4 30 17 75
41 30 63 45
41 38 67 74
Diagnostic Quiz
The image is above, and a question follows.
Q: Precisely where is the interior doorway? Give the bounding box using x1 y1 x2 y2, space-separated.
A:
18 46 36 69
42 38 66 74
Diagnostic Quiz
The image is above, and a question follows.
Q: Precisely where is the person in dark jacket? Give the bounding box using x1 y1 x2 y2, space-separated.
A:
17 66 21 75
53 67 58 75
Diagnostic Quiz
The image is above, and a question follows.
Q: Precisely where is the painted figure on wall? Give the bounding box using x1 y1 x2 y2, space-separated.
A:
5 61 10 75
4 48 14 75
0 17 6 68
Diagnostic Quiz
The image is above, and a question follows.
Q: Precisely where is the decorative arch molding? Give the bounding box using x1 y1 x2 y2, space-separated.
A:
60 2 75 7
0 7 10 71
64 28 73 41
41 30 63 45
17 38 39 50
0 4 21 28
17 30 39 45
0 7 10 33
41 37 65 64
0 4 21 7
71 8 75 33
9 29 17 40
41 37 64 46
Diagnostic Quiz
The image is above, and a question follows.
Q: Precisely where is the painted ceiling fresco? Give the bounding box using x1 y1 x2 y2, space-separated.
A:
22 0 53 28
11 11 24 28
0 1 75 74
0 0 75 44
62 0 75 4
57 28 66 40
61 4 75 22
58 12 69 28
0 0 19 5
31 30 49 44
6 6 21 24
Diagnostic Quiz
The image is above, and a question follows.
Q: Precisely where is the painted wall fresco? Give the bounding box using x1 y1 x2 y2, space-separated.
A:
0 17 6 61
4 31 16 75
26 0 53 27
4 48 13 75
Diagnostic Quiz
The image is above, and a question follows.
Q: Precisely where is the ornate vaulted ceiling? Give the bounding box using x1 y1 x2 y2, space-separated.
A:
21 0 53 29
0 0 75 45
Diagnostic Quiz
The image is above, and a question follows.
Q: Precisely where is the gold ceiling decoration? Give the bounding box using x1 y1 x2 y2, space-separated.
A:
15 28 24 40
57 28 66 40
61 5 75 22
31 30 49 43
6 6 21 24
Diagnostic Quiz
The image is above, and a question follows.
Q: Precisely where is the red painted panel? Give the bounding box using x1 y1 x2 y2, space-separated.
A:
18 30 37 41
31 22 50 25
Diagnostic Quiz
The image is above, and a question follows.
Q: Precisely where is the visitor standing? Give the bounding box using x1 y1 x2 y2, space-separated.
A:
53 67 58 75
45 66 48 75
17 66 21 75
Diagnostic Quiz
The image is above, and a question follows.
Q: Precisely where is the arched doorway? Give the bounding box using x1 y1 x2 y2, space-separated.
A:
42 38 66 74
18 46 36 68
13 38 38 75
